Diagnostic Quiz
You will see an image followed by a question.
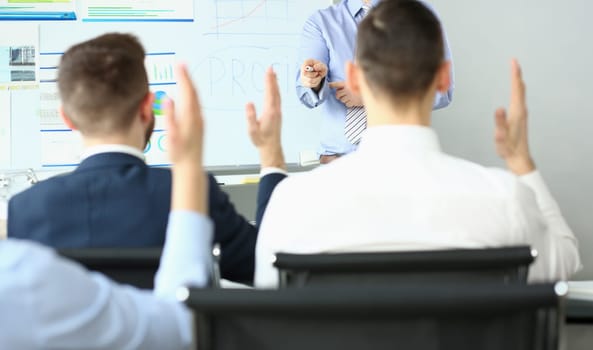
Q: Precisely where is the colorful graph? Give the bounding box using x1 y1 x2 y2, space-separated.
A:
153 90 168 116
157 134 167 152
144 130 170 166
212 0 294 34
213 0 267 29
144 140 151 153
147 62 173 83
81 0 193 22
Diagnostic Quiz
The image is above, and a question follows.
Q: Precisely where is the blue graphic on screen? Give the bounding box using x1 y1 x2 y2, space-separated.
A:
153 90 168 116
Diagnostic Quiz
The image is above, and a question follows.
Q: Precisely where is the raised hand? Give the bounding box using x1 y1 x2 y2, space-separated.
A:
246 67 286 170
300 59 328 92
494 59 536 175
164 63 207 213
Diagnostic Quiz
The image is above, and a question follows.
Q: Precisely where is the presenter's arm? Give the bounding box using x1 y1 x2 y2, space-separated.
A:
495 60 581 281
296 15 331 108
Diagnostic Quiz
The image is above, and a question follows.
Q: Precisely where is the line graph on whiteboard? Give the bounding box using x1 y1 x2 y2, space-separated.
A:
211 0 302 35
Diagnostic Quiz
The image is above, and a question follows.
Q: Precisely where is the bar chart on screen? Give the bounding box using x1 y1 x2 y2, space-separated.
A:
146 53 176 85
0 0 76 20
80 0 194 22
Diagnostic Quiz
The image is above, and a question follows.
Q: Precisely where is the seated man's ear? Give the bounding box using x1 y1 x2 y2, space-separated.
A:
140 92 155 124
59 105 78 131
435 61 452 94
345 61 362 96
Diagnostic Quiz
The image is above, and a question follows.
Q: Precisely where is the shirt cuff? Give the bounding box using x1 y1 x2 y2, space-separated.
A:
298 78 327 108
260 167 288 177
317 77 330 102
518 170 559 211
155 211 213 299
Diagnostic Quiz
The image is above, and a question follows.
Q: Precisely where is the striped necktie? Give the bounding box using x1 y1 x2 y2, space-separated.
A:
344 4 371 145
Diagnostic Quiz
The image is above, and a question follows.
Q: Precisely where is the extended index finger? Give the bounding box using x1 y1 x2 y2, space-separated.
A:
174 63 202 115
509 59 526 116
265 66 281 110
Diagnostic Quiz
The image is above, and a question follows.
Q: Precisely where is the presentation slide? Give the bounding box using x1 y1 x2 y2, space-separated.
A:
0 23 37 87
4 0 326 172
0 0 76 20
0 23 38 167
81 0 193 22
38 50 177 167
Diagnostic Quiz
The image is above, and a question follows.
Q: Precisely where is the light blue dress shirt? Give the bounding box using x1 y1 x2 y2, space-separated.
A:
0 211 213 350
296 0 455 156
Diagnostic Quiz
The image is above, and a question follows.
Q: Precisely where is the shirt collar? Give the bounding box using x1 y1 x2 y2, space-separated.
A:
357 125 442 154
346 0 379 17
80 144 146 162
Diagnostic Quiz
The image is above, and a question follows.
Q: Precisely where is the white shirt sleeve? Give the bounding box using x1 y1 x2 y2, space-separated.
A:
260 167 289 178
155 211 213 299
254 181 293 289
512 171 581 282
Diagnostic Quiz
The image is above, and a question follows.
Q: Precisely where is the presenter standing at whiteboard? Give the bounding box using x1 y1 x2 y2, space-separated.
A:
296 0 454 163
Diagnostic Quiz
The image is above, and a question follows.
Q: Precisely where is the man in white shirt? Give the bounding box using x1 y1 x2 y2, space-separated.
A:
255 0 581 288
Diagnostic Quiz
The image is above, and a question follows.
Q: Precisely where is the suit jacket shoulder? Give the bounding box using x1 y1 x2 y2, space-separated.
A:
8 154 172 248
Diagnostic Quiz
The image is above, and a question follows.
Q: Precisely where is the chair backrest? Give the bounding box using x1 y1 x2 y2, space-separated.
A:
58 247 162 289
182 283 565 350
274 246 536 288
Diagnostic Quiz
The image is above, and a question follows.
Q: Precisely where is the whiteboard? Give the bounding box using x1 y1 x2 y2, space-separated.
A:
4 0 330 171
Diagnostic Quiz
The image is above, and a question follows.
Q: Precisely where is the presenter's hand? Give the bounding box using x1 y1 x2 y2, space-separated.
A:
246 67 286 170
300 59 328 92
494 59 536 176
329 81 363 108
164 63 207 214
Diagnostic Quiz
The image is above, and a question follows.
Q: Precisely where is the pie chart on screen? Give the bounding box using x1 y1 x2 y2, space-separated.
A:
144 140 151 154
153 91 168 116
158 135 167 152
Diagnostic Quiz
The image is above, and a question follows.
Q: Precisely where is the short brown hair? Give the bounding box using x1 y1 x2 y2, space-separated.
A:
356 0 444 103
58 33 149 135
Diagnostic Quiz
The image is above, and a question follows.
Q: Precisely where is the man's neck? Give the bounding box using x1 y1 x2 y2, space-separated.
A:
83 136 144 151
365 100 433 128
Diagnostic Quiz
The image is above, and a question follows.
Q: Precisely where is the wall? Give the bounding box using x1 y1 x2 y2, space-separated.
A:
429 0 593 279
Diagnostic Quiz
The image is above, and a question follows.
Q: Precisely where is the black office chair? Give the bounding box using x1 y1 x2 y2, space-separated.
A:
58 247 162 289
274 246 537 288
182 282 565 350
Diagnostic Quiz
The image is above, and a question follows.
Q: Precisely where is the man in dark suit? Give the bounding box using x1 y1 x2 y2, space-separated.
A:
7 33 286 284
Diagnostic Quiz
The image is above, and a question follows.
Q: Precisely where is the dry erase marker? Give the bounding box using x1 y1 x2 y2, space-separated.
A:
305 65 314 72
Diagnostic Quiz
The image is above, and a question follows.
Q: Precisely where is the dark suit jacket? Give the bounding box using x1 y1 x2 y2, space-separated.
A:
7 153 286 284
